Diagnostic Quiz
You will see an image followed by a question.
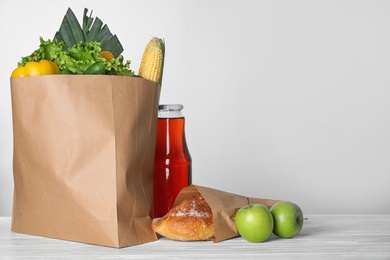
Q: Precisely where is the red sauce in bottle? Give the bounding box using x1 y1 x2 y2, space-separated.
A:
153 104 192 218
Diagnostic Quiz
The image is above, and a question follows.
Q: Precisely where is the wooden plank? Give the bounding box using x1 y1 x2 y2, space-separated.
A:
0 215 389 259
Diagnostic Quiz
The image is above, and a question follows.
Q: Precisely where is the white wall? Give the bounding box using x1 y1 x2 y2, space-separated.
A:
1 0 389 216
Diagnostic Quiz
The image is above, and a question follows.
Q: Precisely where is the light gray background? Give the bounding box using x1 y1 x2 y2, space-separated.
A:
1 0 389 216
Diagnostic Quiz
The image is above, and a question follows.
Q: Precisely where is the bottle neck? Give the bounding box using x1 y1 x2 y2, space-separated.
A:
155 117 187 154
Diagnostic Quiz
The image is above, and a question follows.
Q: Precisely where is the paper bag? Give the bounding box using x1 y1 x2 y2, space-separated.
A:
10 75 160 248
173 185 281 242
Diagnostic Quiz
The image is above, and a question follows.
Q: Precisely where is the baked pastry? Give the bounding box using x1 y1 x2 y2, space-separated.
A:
152 193 214 241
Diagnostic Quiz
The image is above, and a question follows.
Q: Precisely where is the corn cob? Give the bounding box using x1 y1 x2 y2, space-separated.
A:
138 37 165 85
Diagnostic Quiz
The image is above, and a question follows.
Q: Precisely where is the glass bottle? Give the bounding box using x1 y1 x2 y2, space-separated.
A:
153 104 192 218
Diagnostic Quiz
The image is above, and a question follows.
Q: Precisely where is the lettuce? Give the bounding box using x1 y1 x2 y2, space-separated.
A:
19 37 133 76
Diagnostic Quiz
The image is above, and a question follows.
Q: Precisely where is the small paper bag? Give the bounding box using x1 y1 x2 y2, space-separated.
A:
174 185 281 242
10 75 160 248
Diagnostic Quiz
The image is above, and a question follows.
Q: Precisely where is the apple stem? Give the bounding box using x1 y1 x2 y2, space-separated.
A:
297 217 308 221
246 197 250 206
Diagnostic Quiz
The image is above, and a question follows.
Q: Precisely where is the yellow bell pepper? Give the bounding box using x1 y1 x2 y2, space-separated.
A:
11 60 60 78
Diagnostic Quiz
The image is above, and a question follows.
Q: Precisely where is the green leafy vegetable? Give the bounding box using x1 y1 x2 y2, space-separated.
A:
54 7 124 58
19 37 133 76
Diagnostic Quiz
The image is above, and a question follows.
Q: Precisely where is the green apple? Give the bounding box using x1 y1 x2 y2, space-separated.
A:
235 204 274 243
270 201 305 238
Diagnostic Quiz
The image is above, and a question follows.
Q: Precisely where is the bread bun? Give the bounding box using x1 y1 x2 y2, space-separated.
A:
152 193 214 241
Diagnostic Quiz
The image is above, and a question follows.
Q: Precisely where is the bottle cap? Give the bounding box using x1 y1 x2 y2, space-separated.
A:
158 104 183 111
158 104 184 118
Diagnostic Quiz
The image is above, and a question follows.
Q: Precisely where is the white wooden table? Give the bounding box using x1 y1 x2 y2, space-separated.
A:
1 215 389 259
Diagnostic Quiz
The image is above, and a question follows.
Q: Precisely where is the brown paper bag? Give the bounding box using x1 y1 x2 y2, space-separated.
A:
10 75 160 248
173 185 281 242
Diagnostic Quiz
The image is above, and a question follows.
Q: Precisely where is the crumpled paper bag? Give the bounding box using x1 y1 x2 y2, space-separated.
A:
173 184 281 242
